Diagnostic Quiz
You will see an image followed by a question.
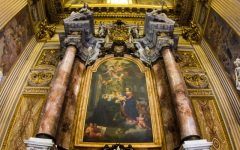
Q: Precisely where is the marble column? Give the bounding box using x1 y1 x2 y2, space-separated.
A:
56 59 86 149
162 48 200 141
37 45 77 139
153 63 165 100
153 62 181 149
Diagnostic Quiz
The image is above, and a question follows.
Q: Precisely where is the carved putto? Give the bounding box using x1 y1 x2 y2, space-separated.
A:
234 58 240 91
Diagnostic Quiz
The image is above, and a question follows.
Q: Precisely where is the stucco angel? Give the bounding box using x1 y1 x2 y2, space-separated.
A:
234 58 240 90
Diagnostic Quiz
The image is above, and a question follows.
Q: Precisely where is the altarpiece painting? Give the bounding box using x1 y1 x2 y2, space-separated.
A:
75 55 162 148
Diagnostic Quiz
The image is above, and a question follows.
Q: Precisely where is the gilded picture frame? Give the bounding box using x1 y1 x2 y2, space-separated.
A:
74 55 163 148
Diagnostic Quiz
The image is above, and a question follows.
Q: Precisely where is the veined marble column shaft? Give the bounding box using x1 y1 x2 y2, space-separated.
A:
56 60 85 149
37 45 77 139
153 63 165 100
162 48 200 141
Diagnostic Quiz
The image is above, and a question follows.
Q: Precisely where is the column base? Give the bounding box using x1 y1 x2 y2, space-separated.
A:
24 137 54 150
180 139 212 150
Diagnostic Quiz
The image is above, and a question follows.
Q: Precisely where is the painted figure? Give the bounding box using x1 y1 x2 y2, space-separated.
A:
85 123 103 138
136 114 147 129
122 88 139 123
84 58 153 143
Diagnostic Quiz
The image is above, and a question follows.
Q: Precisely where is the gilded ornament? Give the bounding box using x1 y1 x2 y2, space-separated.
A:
28 70 54 87
36 49 60 67
184 73 209 89
36 19 56 40
108 22 129 42
177 51 202 70
23 87 49 94
188 89 213 96
182 22 201 43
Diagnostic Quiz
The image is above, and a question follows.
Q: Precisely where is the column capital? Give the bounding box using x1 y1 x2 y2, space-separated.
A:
64 35 82 49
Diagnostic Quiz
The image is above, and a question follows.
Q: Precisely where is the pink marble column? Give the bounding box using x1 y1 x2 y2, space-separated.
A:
162 48 200 141
153 63 165 100
56 59 85 149
37 45 77 139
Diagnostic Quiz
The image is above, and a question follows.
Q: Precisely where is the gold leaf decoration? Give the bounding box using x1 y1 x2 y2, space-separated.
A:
109 25 129 42
36 49 60 67
184 73 209 89
177 51 202 70
28 70 54 87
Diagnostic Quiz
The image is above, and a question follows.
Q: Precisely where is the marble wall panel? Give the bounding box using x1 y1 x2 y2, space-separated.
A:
2 95 46 150
192 97 231 150
0 6 34 83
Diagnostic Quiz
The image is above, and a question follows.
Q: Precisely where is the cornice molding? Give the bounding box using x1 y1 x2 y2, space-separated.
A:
193 40 240 150
0 0 27 30
211 0 240 35
0 38 44 149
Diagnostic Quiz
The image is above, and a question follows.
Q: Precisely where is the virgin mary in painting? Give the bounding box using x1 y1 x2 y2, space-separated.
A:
83 57 153 143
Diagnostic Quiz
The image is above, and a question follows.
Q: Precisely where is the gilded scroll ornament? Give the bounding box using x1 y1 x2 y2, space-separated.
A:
28 70 54 87
23 87 49 94
108 22 129 42
182 22 201 43
36 19 56 40
188 89 213 96
36 49 60 67
177 51 202 70
184 73 209 89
